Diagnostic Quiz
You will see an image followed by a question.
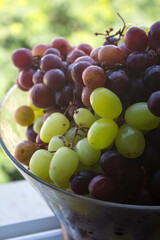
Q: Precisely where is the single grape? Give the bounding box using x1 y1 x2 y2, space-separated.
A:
70 170 96 195
66 49 86 65
11 48 33 69
81 87 93 108
124 26 148 52
82 65 106 89
14 105 34 126
87 118 118 149
148 21 160 48
26 124 37 143
71 61 91 85
98 45 125 68
74 55 96 65
29 83 55 109
90 87 122 119
105 70 129 97
90 46 102 62
55 85 73 107
43 69 65 91
48 135 69 152
16 76 28 91
118 43 131 58
103 36 119 46
33 115 44 134
49 147 79 188
88 175 117 201
73 108 95 128
40 54 63 72
127 52 150 76
76 138 101 166
115 124 145 158
19 68 36 90
31 43 50 56
32 70 44 84
147 91 160 117
40 112 70 143
14 140 38 165
51 37 72 58
43 47 61 57
76 43 93 55
144 65 160 93
125 102 159 130
29 149 53 180
100 150 129 178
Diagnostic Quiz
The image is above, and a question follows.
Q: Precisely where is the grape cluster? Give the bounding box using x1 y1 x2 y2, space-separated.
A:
12 20 160 205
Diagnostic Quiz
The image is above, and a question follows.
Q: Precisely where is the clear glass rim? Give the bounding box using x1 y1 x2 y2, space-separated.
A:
1 85 160 211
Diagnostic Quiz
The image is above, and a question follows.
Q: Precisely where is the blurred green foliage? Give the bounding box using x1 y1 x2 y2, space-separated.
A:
0 0 160 183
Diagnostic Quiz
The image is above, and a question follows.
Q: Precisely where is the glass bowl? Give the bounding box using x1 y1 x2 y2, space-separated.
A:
1 85 160 240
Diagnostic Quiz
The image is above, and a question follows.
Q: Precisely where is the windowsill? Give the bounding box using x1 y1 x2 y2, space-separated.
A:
0 179 53 226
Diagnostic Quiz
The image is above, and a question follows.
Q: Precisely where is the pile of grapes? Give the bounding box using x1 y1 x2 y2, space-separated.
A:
12 18 160 205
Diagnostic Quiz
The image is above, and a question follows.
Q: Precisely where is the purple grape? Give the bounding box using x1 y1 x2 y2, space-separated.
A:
88 175 118 201
105 70 129 97
144 65 160 92
147 90 160 117
100 150 129 179
148 21 160 48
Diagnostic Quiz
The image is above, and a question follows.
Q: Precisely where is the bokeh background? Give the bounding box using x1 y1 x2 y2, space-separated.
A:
0 0 159 183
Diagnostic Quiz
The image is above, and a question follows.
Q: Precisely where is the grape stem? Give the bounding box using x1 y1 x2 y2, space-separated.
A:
67 125 89 149
95 12 126 43
63 90 76 116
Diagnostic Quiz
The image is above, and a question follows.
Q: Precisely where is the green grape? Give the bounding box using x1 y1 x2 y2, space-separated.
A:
29 149 53 180
115 124 145 158
76 138 101 166
49 147 79 188
48 135 69 152
125 102 159 131
40 112 70 143
90 88 122 119
87 118 118 149
65 127 87 145
73 108 95 128
33 115 44 134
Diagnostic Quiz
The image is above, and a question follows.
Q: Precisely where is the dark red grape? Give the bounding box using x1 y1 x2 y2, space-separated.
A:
66 49 86 65
43 69 65 90
118 43 131 58
51 37 72 58
124 26 148 52
70 171 96 195
76 43 93 55
12 48 33 69
89 175 118 201
29 83 55 108
43 47 61 57
82 65 106 89
81 86 93 108
147 90 160 117
19 68 36 90
32 43 50 56
144 65 160 92
32 70 44 84
55 85 73 107
90 46 102 62
71 61 91 85
16 76 28 91
148 21 160 48
105 70 129 97
100 150 129 178
40 54 63 72
127 52 150 76
74 56 96 65
26 124 37 143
